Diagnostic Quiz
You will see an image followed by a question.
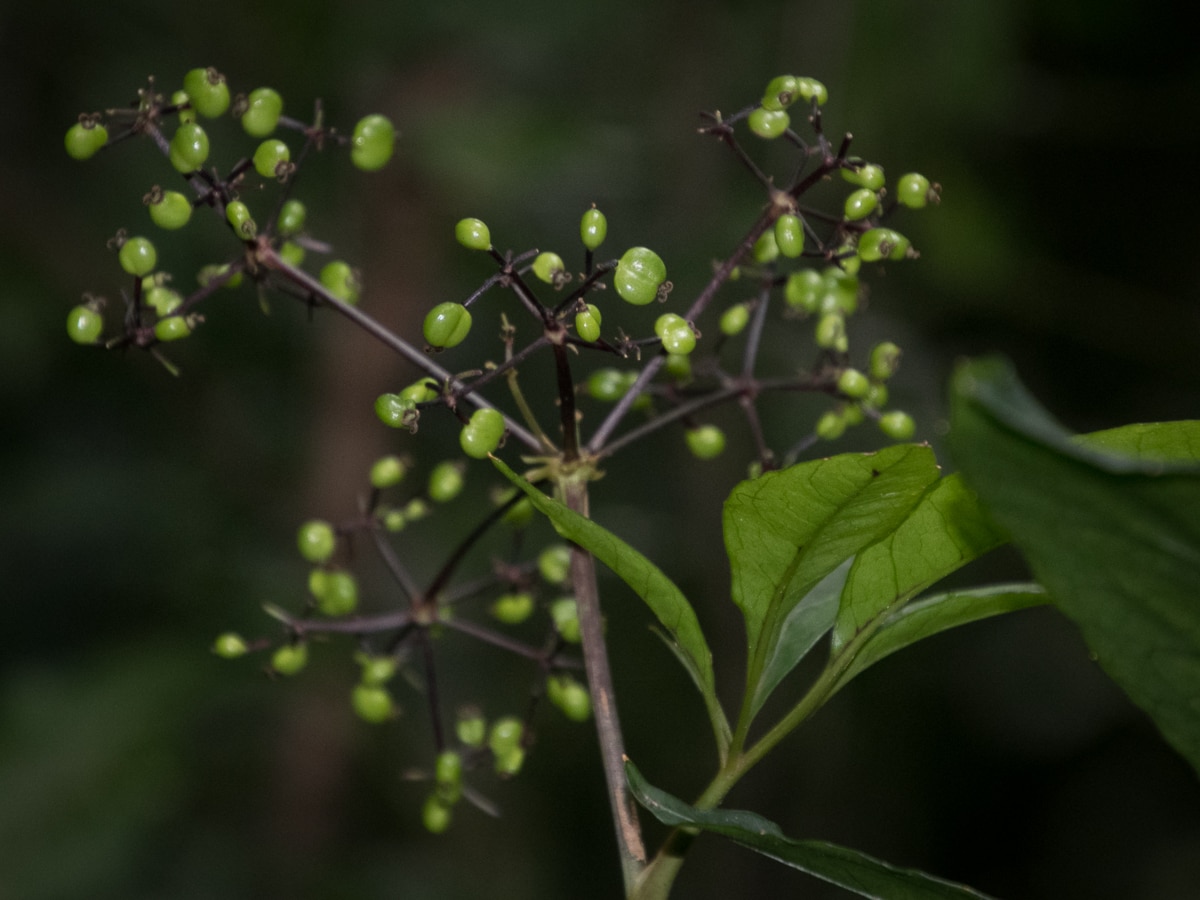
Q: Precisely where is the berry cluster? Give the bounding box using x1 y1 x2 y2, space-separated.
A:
67 71 937 835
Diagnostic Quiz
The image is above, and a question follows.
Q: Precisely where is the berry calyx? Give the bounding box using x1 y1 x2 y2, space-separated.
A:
459 407 505 458
118 236 157 276
685 424 726 460
614 247 667 306
241 87 283 137
67 304 103 345
455 218 491 251
64 119 108 160
296 519 336 564
580 206 607 250
182 67 230 118
169 123 210 173
423 302 472 349
350 114 396 172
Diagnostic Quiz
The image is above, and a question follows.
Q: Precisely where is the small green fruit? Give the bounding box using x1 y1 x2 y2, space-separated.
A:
879 410 916 440
212 633 249 658
271 643 308 676
423 302 472 348
580 207 607 250
613 247 667 306
297 519 336 563
455 218 491 251
352 683 395 723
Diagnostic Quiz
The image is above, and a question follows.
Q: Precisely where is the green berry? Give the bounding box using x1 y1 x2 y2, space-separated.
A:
148 189 193 230
145 285 182 316
403 498 430 522
427 460 465 503
837 368 871 399
271 643 308 676
491 591 535 624
119 236 157 277
488 716 524 757
172 91 196 125
357 654 398 686
182 68 230 118
455 217 491 251
841 162 885 191
352 683 395 723
614 247 667 306
400 378 439 404
538 545 571 585
375 393 414 428
320 260 360 304
814 312 846 351
460 407 505 458
843 188 878 221
350 114 396 172
64 120 108 160
550 597 581 643
897 173 932 209
276 199 306 237
580 207 607 250
241 87 283 137
154 316 192 342
751 229 779 264
575 304 602 342
865 382 889 409
297 519 336 563
422 794 453 833
67 304 103 345
685 424 726 460
748 107 789 139
225 200 256 239
383 509 406 531
435 750 464 804
532 251 565 284
761 75 799 111
842 404 865 427
816 410 846 441
212 632 249 658
654 313 696 355
253 138 291 179
794 77 828 106
278 241 304 266
879 410 916 440
169 123 210 173
719 304 750 336
197 263 243 289
370 455 406 489
869 342 902 381
774 214 805 258
456 707 487 747
494 746 525 777
857 228 908 263
547 675 592 722
423 302 472 348
587 368 627 402
309 568 359 617
821 269 860 315
664 352 692 381
784 270 823 314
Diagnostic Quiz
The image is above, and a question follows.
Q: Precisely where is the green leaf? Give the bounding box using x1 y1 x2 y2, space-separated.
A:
626 760 995 899
832 474 1008 653
838 584 1048 686
492 458 729 750
949 356 1200 774
724 445 939 714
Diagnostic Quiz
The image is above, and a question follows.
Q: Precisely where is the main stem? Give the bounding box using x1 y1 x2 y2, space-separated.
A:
561 476 646 892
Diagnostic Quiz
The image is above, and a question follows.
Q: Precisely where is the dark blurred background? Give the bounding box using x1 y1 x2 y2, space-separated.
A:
2 2 1198 898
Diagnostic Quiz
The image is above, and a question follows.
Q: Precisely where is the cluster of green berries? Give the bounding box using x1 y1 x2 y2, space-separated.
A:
747 74 828 140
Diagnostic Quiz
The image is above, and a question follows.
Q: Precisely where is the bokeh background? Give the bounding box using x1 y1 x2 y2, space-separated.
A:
3 2 1198 898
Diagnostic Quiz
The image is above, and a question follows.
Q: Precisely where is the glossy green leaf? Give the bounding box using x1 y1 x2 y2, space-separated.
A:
724 445 939 713
492 459 729 750
838 584 1047 687
832 474 1007 653
949 357 1200 774
627 760 994 899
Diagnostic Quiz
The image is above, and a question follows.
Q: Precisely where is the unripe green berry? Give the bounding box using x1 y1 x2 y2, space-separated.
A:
550 597 581 643
459 407 505 458
67 304 103 345
774 214 805 258
455 218 491 251
488 716 524 757
297 519 336 563
422 794 453 833
309 568 359 617
435 750 464 804
350 114 396 172
654 313 696 355
760 75 799 111
212 632 249 658
400 378 439 404
815 312 847 351
751 229 779 264
352 683 395 723
252 138 291 179
531 251 565 285
685 424 726 460
271 643 308 676
879 410 916 440
794 77 828 105
493 746 525 777
357 654 398 686
821 269 860 315
491 591 535 624
614 247 667 306
119 236 157 277
869 342 902 381
64 120 108 160
664 353 692 381
547 675 592 722
276 199 307 237
241 87 283 137
147 189 193 230
748 107 789 139
370 455 406 488
320 260 360 304
169 123 209 173
427 460 465 503
225 200 256 239
456 707 487 747
580 207 607 250
841 162 885 191
816 410 846 441
865 382 889 409
154 315 192 342
375 393 415 429
837 368 871 399
857 228 910 263
784 270 823 314
403 498 430 522
896 173 932 209
173 90 197 125
383 509 406 531
719 303 750 336
538 544 571 585
145 286 182 316
182 67 230 118
280 239 306 265
587 368 627 402
843 188 878 221
575 304 602 342
423 302 472 349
